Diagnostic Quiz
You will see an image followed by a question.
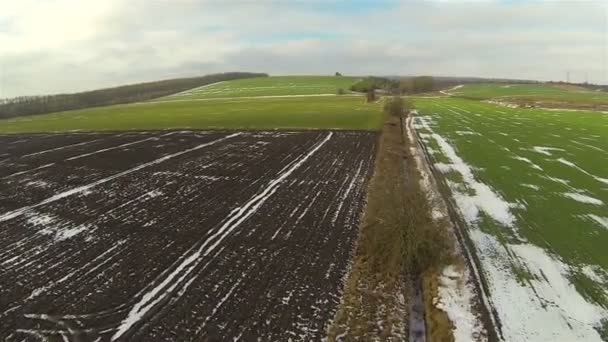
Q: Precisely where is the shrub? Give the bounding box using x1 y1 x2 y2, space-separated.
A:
366 89 376 102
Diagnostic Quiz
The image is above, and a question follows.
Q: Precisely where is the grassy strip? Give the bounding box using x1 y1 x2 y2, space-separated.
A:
326 112 452 340
0 96 382 133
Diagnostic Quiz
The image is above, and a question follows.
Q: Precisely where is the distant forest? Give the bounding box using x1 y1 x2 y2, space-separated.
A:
0 72 267 119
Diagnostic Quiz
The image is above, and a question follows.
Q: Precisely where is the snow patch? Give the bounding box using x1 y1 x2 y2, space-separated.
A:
581 265 607 284
455 130 481 136
54 225 90 241
531 146 565 156
512 156 543 171
563 193 603 205
469 229 607 341
26 212 91 242
556 158 608 186
25 180 50 188
521 184 540 191
436 265 486 342
584 214 608 230
544 175 571 186
434 162 454 174
431 133 518 228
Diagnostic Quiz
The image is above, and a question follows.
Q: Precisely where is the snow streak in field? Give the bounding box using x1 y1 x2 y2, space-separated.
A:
0 134 239 223
556 158 608 186
512 156 543 171
415 115 608 341
563 192 604 205
530 146 564 156
65 136 158 161
2 163 54 179
111 132 333 340
20 138 102 158
585 215 608 230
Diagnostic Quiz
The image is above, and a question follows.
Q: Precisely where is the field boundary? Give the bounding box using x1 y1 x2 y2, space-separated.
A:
411 116 503 342
325 115 411 340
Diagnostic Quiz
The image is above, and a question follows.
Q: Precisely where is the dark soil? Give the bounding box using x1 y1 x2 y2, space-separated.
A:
0 130 377 341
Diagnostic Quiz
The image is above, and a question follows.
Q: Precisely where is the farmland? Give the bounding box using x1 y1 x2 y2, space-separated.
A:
0 97 380 134
449 83 608 109
413 96 608 340
0 76 380 134
163 76 361 100
3 72 607 341
0 130 377 340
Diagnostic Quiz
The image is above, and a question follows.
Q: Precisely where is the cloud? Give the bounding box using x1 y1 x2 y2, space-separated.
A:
0 0 606 97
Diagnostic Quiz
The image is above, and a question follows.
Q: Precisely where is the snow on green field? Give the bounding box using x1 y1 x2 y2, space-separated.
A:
162 76 361 100
414 97 608 340
450 83 608 105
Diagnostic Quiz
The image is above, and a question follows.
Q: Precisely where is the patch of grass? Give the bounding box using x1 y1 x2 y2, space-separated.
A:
0 96 382 133
596 319 608 340
570 272 608 308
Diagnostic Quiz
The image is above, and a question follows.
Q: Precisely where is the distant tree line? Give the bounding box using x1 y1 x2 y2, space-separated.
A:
350 77 400 93
0 72 268 119
350 76 436 95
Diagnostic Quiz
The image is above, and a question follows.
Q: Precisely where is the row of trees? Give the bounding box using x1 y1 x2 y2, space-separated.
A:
350 76 436 95
0 72 267 119
383 96 413 117
350 76 400 93
383 96 413 134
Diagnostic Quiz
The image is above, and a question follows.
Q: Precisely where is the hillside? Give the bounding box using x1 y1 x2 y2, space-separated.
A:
0 72 267 120
0 76 381 133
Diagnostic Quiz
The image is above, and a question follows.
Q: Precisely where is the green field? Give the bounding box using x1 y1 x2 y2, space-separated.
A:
163 75 361 100
0 76 381 133
413 96 608 338
451 83 608 107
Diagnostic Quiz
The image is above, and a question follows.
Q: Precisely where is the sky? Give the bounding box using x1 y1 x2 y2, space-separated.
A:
0 0 606 97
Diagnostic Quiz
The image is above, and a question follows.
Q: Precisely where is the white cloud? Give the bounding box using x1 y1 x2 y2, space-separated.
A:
0 0 606 97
